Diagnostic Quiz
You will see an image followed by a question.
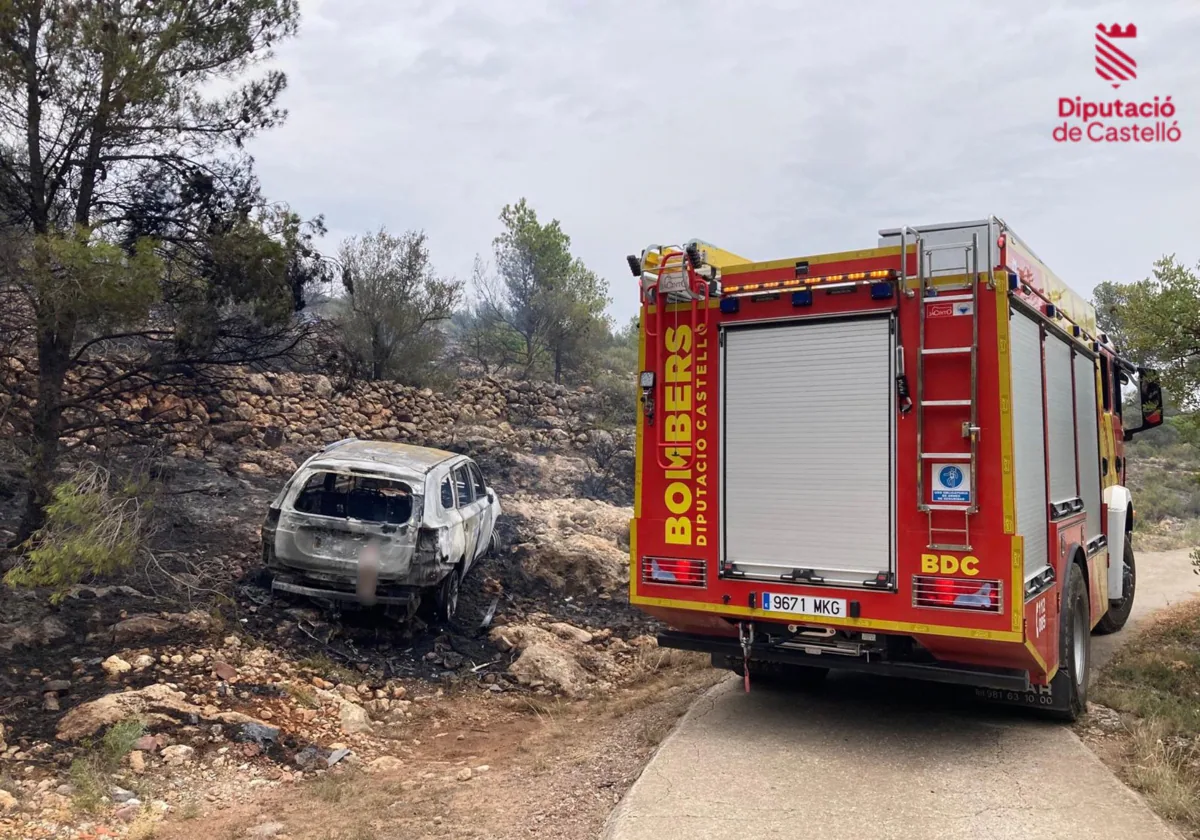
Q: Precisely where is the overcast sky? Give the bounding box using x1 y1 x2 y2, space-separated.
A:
248 0 1200 325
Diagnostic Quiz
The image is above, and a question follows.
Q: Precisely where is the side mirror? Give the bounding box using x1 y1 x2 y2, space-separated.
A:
487 488 495 504
1123 370 1164 440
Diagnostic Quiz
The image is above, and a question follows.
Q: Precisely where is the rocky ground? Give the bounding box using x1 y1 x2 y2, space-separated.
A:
0 380 710 839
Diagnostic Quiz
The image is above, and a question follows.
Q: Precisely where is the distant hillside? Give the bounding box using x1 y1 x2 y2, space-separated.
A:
1125 418 1200 550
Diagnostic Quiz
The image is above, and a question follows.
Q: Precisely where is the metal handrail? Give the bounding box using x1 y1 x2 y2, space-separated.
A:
647 248 708 471
899 226 922 299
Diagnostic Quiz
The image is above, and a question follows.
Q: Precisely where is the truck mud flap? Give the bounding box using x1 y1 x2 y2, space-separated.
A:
972 667 1073 713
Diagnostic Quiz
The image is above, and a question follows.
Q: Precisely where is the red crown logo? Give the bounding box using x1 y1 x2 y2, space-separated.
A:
1098 23 1137 38
1095 22 1137 88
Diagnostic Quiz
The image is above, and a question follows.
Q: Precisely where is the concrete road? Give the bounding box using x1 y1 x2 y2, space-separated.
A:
603 549 1197 840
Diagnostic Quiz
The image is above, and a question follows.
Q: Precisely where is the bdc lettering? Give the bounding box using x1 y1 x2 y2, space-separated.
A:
920 553 980 576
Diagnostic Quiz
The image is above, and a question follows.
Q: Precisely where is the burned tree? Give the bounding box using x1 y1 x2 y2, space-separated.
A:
0 0 308 541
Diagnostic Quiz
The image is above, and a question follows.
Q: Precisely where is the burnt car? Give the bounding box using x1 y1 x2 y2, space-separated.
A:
261 439 501 620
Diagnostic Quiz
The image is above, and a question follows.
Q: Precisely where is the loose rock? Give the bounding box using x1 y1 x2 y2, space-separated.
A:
161 744 195 765
101 655 132 677
368 756 404 773
338 701 372 734
110 615 176 644
549 622 594 645
57 683 267 741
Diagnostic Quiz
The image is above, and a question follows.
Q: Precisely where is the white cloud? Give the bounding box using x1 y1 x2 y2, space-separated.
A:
248 0 1200 322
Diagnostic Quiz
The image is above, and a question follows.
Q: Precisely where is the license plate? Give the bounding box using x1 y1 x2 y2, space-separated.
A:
761 593 847 618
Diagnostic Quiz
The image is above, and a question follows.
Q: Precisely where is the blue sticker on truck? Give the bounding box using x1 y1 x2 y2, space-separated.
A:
931 463 971 503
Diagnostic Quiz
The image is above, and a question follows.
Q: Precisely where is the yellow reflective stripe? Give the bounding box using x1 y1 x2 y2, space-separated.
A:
997 282 1015 535
1012 536 1025 634
1025 639 1050 677
629 594 1024 642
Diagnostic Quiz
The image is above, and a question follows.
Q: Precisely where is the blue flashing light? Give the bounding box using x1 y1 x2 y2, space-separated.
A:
1045 303 1057 318
719 297 740 314
1072 325 1082 337
1007 271 1019 290
791 290 813 307
869 282 894 300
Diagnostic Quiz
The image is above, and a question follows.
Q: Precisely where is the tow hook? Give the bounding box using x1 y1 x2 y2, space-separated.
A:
738 621 755 693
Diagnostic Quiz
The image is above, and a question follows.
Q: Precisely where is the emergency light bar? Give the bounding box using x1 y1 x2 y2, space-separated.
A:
723 269 897 296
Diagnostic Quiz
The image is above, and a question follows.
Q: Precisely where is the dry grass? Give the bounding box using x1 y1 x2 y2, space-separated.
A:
126 812 161 840
309 771 359 804
1091 598 1200 833
69 717 146 813
1126 721 1200 824
1133 517 1200 553
297 653 360 687
283 682 319 708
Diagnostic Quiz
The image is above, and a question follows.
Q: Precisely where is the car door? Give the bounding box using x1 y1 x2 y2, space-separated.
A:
468 461 496 562
452 463 482 572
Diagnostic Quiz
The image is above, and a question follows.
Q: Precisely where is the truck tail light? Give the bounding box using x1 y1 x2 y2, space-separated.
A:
642 557 706 587
912 576 1002 613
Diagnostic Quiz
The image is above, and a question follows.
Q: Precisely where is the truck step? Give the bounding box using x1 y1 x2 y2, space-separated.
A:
921 452 971 460
921 399 971 407
921 346 973 355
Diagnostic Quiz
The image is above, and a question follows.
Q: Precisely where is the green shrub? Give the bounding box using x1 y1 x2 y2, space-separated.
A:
69 717 145 813
591 370 638 429
5 464 152 601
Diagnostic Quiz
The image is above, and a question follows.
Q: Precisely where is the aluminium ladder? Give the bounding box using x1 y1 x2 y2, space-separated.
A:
913 232 982 551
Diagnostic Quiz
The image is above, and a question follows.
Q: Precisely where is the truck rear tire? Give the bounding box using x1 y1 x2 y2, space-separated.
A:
1046 562 1091 721
1094 540 1136 635
717 655 829 689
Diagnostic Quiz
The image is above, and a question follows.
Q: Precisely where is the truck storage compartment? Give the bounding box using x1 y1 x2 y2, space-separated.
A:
720 315 896 587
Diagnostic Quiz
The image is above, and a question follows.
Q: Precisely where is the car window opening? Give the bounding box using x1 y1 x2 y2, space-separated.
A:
454 466 473 507
292 472 414 524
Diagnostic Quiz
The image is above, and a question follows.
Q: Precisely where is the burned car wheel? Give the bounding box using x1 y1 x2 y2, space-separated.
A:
435 566 462 623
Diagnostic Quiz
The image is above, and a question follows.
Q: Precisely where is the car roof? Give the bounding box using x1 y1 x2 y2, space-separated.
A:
305 439 462 477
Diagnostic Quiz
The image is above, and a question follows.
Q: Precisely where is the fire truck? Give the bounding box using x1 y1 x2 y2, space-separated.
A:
627 219 1163 720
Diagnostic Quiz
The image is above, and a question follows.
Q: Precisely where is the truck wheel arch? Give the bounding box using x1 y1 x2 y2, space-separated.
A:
1103 485 1134 602
1064 542 1088 593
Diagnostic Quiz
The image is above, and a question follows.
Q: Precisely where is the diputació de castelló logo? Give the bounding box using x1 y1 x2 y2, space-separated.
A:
1054 22 1182 144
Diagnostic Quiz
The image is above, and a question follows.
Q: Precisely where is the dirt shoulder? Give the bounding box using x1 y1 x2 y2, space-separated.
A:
0 640 719 840
150 664 721 840
1079 597 1200 838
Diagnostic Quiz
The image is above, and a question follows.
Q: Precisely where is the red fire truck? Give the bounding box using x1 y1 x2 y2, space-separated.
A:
627 219 1163 720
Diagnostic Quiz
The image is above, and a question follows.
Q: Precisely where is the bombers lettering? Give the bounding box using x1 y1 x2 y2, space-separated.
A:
663 324 711 548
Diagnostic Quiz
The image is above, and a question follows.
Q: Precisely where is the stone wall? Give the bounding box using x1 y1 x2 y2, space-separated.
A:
0 359 616 460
